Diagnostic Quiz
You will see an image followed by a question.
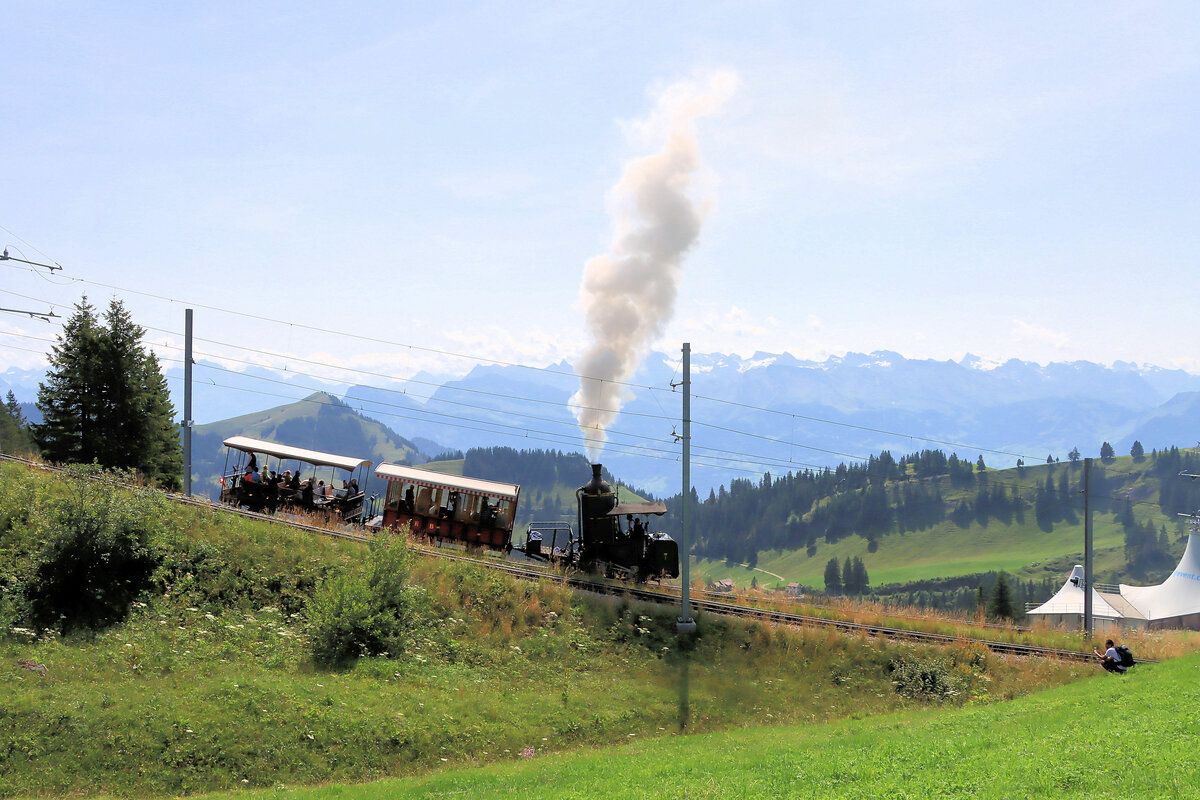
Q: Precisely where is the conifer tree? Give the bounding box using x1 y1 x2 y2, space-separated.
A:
1130 440 1145 462
35 296 181 488
989 571 1014 620
851 556 869 594
1100 441 1116 463
823 557 842 594
1 391 37 455
35 297 104 463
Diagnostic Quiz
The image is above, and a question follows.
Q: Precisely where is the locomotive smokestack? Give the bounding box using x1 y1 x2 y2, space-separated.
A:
583 463 610 495
571 71 738 460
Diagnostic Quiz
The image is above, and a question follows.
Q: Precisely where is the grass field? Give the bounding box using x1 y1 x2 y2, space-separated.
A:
189 653 1200 800
689 517 1133 593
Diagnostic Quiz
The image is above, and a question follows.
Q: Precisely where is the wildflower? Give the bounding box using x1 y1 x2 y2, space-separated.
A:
520 746 536 759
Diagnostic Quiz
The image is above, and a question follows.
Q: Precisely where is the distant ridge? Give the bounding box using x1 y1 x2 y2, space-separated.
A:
8 350 1200 494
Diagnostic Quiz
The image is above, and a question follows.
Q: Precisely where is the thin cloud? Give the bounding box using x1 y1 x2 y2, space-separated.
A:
1011 319 1070 351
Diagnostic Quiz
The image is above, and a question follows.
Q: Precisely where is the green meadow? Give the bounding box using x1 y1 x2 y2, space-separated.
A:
195 654 1200 800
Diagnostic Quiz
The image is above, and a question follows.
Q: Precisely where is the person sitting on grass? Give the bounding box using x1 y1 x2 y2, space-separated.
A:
1094 639 1128 674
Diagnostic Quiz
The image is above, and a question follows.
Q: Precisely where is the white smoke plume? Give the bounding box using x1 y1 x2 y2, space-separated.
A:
572 70 738 460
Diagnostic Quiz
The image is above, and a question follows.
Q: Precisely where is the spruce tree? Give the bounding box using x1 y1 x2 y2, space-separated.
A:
989 571 1014 620
823 557 842 594
35 296 181 488
137 350 182 490
1 391 37 456
35 297 104 463
851 556 869 594
1130 440 1145 462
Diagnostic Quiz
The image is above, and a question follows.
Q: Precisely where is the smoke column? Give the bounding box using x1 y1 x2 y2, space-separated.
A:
572 71 737 460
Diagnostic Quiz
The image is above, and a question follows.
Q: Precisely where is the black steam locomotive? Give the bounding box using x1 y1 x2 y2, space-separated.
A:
521 464 680 582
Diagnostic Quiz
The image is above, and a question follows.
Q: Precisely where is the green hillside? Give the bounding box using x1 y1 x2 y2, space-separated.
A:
679 448 1200 604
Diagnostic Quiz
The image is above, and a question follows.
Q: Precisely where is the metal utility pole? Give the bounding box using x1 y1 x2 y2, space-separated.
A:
677 342 696 634
1083 457 1093 637
183 309 194 497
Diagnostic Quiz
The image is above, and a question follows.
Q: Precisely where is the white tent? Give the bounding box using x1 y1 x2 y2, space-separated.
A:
1026 565 1125 629
1119 533 1200 628
1028 533 1200 631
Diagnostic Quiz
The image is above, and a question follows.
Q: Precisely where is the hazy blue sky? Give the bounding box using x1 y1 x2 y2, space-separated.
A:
3 1 1198 381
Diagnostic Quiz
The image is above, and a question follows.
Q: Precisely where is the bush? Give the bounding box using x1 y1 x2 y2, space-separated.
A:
307 529 426 665
888 653 965 701
25 465 168 633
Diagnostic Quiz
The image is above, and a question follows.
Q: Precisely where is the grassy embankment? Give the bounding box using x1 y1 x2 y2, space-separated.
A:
0 461 1096 798
201 652 1200 800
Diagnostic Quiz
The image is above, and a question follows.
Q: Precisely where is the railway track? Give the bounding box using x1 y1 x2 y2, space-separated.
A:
1 454 1120 664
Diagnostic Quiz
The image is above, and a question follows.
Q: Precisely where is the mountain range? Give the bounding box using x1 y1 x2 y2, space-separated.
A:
5 350 1200 494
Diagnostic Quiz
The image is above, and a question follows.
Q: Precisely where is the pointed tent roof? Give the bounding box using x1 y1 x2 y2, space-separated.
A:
1026 565 1123 620
1120 533 1200 622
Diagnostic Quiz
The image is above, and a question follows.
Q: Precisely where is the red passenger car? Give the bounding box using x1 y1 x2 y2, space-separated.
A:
375 463 520 551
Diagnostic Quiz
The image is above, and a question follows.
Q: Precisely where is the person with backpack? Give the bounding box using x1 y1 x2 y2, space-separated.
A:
1094 639 1133 673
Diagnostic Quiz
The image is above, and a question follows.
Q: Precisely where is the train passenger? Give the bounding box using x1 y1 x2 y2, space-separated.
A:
405 485 415 514
265 476 279 515
632 516 645 538
301 480 314 509
347 478 360 496
289 472 300 490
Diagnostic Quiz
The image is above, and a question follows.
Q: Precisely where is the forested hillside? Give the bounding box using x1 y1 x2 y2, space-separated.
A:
666 445 1200 603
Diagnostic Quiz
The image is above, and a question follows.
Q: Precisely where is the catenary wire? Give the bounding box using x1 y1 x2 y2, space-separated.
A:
6 270 1050 464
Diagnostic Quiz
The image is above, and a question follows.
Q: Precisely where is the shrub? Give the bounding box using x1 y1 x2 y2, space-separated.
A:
307 529 426 665
25 465 168 633
888 653 965 701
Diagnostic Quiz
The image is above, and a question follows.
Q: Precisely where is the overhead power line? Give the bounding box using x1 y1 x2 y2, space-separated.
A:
3 243 1059 470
